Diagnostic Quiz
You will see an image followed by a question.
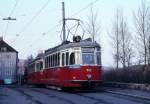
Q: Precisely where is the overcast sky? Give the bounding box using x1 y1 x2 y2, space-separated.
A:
0 0 148 66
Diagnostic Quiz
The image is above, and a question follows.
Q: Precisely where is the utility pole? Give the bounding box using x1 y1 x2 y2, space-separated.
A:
148 36 150 65
62 2 66 43
61 2 81 43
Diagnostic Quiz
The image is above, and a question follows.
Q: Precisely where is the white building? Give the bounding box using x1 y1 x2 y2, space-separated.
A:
0 37 18 84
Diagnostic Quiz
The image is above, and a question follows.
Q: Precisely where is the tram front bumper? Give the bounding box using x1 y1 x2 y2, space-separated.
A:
63 80 102 87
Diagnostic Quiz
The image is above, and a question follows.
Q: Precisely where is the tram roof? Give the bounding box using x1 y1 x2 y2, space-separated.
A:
45 40 100 55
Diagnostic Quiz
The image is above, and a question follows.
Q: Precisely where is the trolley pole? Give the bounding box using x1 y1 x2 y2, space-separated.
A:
62 2 66 43
61 2 80 43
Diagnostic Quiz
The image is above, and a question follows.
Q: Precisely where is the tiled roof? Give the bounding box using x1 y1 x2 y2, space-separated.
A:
0 37 17 52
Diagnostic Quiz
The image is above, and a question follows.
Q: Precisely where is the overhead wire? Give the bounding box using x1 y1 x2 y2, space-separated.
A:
22 22 61 55
9 0 20 17
17 0 51 36
38 0 101 40
11 0 52 49
70 0 100 17
3 0 19 38
23 0 101 57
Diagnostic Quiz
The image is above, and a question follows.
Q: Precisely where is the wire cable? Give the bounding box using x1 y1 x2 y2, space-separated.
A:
3 0 19 38
70 0 100 17
9 0 19 17
17 0 51 35
22 0 101 57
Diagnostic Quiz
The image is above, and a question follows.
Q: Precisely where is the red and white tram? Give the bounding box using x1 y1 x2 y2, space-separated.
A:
27 39 102 89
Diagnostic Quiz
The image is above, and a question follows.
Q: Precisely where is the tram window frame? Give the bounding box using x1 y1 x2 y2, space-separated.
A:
76 51 81 65
28 63 35 73
58 53 60 66
52 54 55 67
70 52 75 65
36 62 40 71
47 56 49 68
50 55 52 67
96 52 101 65
66 52 69 66
45 57 47 68
56 53 58 66
49 56 51 68
47 57 49 68
40 62 43 70
55 54 57 66
82 52 95 65
53 54 54 67
44 58 46 68
62 53 65 66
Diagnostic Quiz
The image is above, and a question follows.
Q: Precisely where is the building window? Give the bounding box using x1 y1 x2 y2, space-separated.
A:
7 55 11 59
1 47 7 52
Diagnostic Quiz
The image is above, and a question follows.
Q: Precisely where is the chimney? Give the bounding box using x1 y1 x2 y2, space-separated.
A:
0 37 3 41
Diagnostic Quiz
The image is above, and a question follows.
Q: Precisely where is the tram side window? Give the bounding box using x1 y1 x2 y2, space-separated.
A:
55 54 57 66
62 53 65 66
47 56 49 68
45 58 46 68
53 55 55 67
70 53 75 65
51 55 53 67
40 62 43 70
45 57 48 68
58 53 60 66
49 56 51 68
28 63 35 73
53 55 54 67
47 57 49 68
36 62 43 71
53 54 55 67
66 52 69 65
97 52 101 65
50 55 52 67
36 63 40 71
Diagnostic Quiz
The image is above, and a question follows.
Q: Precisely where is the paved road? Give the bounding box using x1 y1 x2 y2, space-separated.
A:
0 85 150 104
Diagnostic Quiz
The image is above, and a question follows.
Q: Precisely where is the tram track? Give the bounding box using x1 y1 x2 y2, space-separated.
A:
76 88 150 104
104 90 150 101
31 87 111 104
3 85 150 104
30 88 76 104
12 88 44 104
15 86 150 104
65 87 150 104
74 93 112 104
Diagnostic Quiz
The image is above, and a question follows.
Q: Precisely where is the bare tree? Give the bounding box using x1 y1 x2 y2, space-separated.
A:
119 12 133 69
148 36 150 65
110 9 133 69
109 9 120 69
134 0 150 66
86 7 101 42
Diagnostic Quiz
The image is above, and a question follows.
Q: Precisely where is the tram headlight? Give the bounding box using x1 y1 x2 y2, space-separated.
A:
86 74 92 79
73 76 76 79
86 68 92 72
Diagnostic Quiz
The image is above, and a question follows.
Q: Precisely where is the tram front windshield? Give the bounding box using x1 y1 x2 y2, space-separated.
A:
82 52 94 65
82 47 95 65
